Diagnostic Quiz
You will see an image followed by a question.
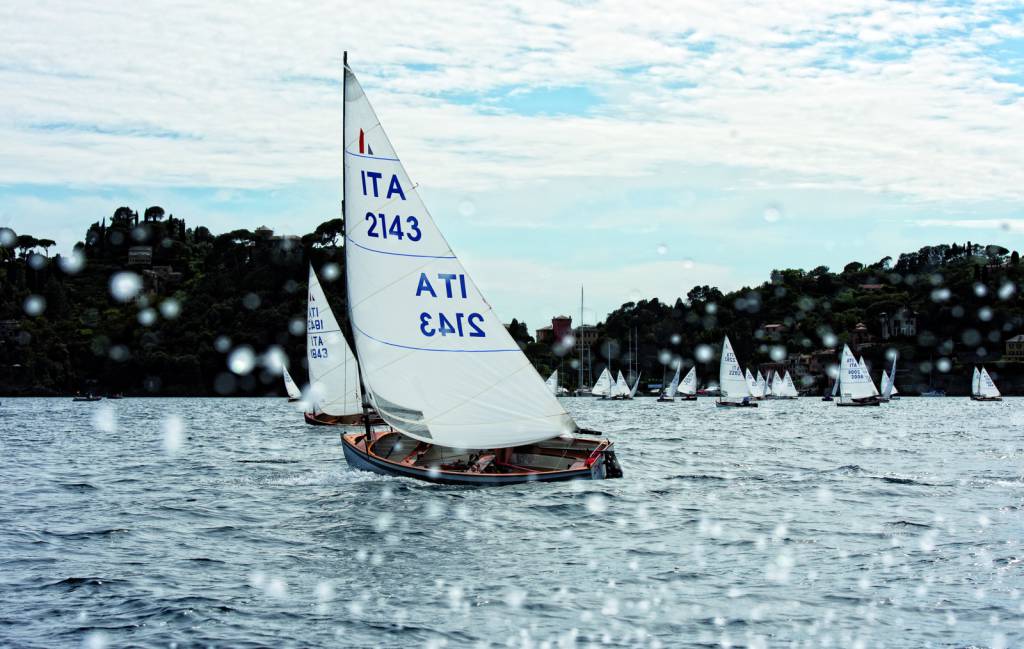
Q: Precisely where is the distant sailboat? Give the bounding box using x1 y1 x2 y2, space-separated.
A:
777 371 798 399
717 336 756 407
678 366 698 401
823 371 839 401
837 345 881 406
764 370 775 399
591 367 614 399
545 369 559 396
282 365 302 402
658 364 681 402
744 369 758 397
754 370 767 400
971 366 1002 401
337 54 621 483
613 371 631 400
880 353 899 402
304 264 367 426
858 357 880 398
629 372 642 399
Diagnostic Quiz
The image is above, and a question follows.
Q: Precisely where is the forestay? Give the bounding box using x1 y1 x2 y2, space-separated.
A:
343 64 575 448
307 265 362 417
839 345 875 400
282 365 302 400
719 336 751 403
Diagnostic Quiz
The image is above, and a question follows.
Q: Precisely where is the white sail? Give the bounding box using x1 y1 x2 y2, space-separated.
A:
282 364 302 400
830 372 841 397
664 365 681 398
858 357 880 396
764 370 775 397
629 372 642 398
545 369 559 396
719 336 751 403
307 264 362 417
770 371 783 396
754 370 767 398
613 371 630 398
745 369 757 396
343 62 574 448
979 367 1001 398
592 367 613 397
680 366 697 395
781 371 798 397
839 345 875 401
881 366 899 398
971 367 981 396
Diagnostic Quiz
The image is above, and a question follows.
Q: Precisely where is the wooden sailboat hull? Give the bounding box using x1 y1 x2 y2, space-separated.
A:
305 411 385 427
341 430 623 485
716 401 758 408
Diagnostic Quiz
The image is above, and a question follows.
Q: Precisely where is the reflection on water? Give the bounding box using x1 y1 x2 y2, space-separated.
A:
0 397 1020 647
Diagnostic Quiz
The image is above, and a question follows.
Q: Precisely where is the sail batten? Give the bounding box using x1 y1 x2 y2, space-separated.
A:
343 64 574 448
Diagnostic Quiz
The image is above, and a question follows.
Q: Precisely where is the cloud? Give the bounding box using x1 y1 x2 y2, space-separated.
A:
911 218 1024 232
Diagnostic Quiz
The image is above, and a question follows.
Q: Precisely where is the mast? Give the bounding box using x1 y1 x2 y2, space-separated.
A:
578 285 584 395
340 51 374 444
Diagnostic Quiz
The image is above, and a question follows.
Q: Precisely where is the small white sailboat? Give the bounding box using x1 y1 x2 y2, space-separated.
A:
545 369 559 396
304 264 369 426
858 357 880 397
764 370 775 399
837 345 881 406
717 336 756 407
282 365 302 402
337 54 621 483
744 369 758 398
591 367 614 399
880 353 899 401
754 370 767 400
777 371 798 399
678 366 698 400
628 372 642 399
612 371 631 400
971 366 1002 401
658 365 681 402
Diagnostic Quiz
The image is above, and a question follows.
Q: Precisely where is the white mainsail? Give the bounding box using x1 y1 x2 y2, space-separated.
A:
745 369 757 396
781 371 798 397
979 367 1001 398
613 371 630 398
719 336 751 403
592 367 613 397
545 369 559 396
839 345 875 401
971 367 981 396
858 357 880 396
680 366 697 395
343 62 575 448
754 370 767 398
664 365 681 398
770 371 783 396
282 364 302 400
881 364 899 398
765 371 775 397
307 264 362 417
629 372 642 398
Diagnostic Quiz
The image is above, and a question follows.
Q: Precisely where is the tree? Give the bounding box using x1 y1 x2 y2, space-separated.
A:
843 261 863 274
145 206 166 221
37 239 56 256
1011 251 1020 266
16 234 38 258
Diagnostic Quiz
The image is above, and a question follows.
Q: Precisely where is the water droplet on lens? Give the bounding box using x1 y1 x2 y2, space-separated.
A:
159 298 181 319
289 318 305 336
763 206 782 223
137 308 157 326
322 262 340 281
458 200 476 217
242 293 261 310
682 258 695 270
214 336 232 353
91 405 117 434
109 272 142 303
670 333 681 345
769 346 787 362
162 415 185 455
228 346 256 375
585 493 608 514
936 358 952 372
695 344 713 362
0 227 15 247
23 294 46 316
656 243 668 255
58 250 86 274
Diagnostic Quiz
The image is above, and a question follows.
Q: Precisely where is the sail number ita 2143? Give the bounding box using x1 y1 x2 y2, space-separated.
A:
416 272 485 338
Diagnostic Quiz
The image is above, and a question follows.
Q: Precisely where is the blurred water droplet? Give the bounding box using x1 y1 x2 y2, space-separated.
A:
978 307 993 322
27 253 47 270
936 358 952 372
22 294 46 317
83 630 109 649
242 293 261 310
214 335 232 353
769 346 787 362
137 307 157 327
91 405 117 434
322 262 340 281
262 346 287 374
159 298 181 319
670 333 681 345
316 581 334 602
822 332 838 347
695 344 713 363
109 272 142 303
998 282 1016 300
162 415 185 455
682 258 695 270
0 227 15 247
504 588 527 609
658 349 671 365
763 206 782 223
289 318 305 336
58 250 86 274
458 200 476 217
656 243 668 255
930 288 950 302
109 345 130 362
228 346 256 375
585 493 608 514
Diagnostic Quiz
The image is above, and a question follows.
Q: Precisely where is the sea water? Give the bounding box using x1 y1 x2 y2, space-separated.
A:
0 397 1021 647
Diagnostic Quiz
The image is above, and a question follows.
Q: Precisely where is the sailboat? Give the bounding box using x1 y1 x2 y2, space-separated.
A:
678 366 698 401
822 372 839 401
836 345 881 406
591 367 614 399
880 354 899 402
858 357 880 399
971 366 1002 401
545 369 561 396
763 370 775 399
628 372 642 399
776 371 798 399
282 365 302 402
612 371 631 400
754 370 767 400
304 264 373 426
744 369 758 398
658 364 681 402
337 55 622 484
717 336 757 407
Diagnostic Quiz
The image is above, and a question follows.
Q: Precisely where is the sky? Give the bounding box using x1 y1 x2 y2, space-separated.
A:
1 0 1023 331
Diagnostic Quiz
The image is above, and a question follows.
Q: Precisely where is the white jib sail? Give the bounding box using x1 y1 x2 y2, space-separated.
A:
664 365 681 398
282 364 302 400
839 345 875 400
858 357 880 396
592 367 613 397
307 264 362 417
629 372 642 398
771 371 783 396
782 371 798 397
545 369 559 396
971 367 981 396
765 371 775 396
979 367 1001 398
343 64 575 448
755 370 766 398
744 369 757 396
680 366 697 395
719 336 751 402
